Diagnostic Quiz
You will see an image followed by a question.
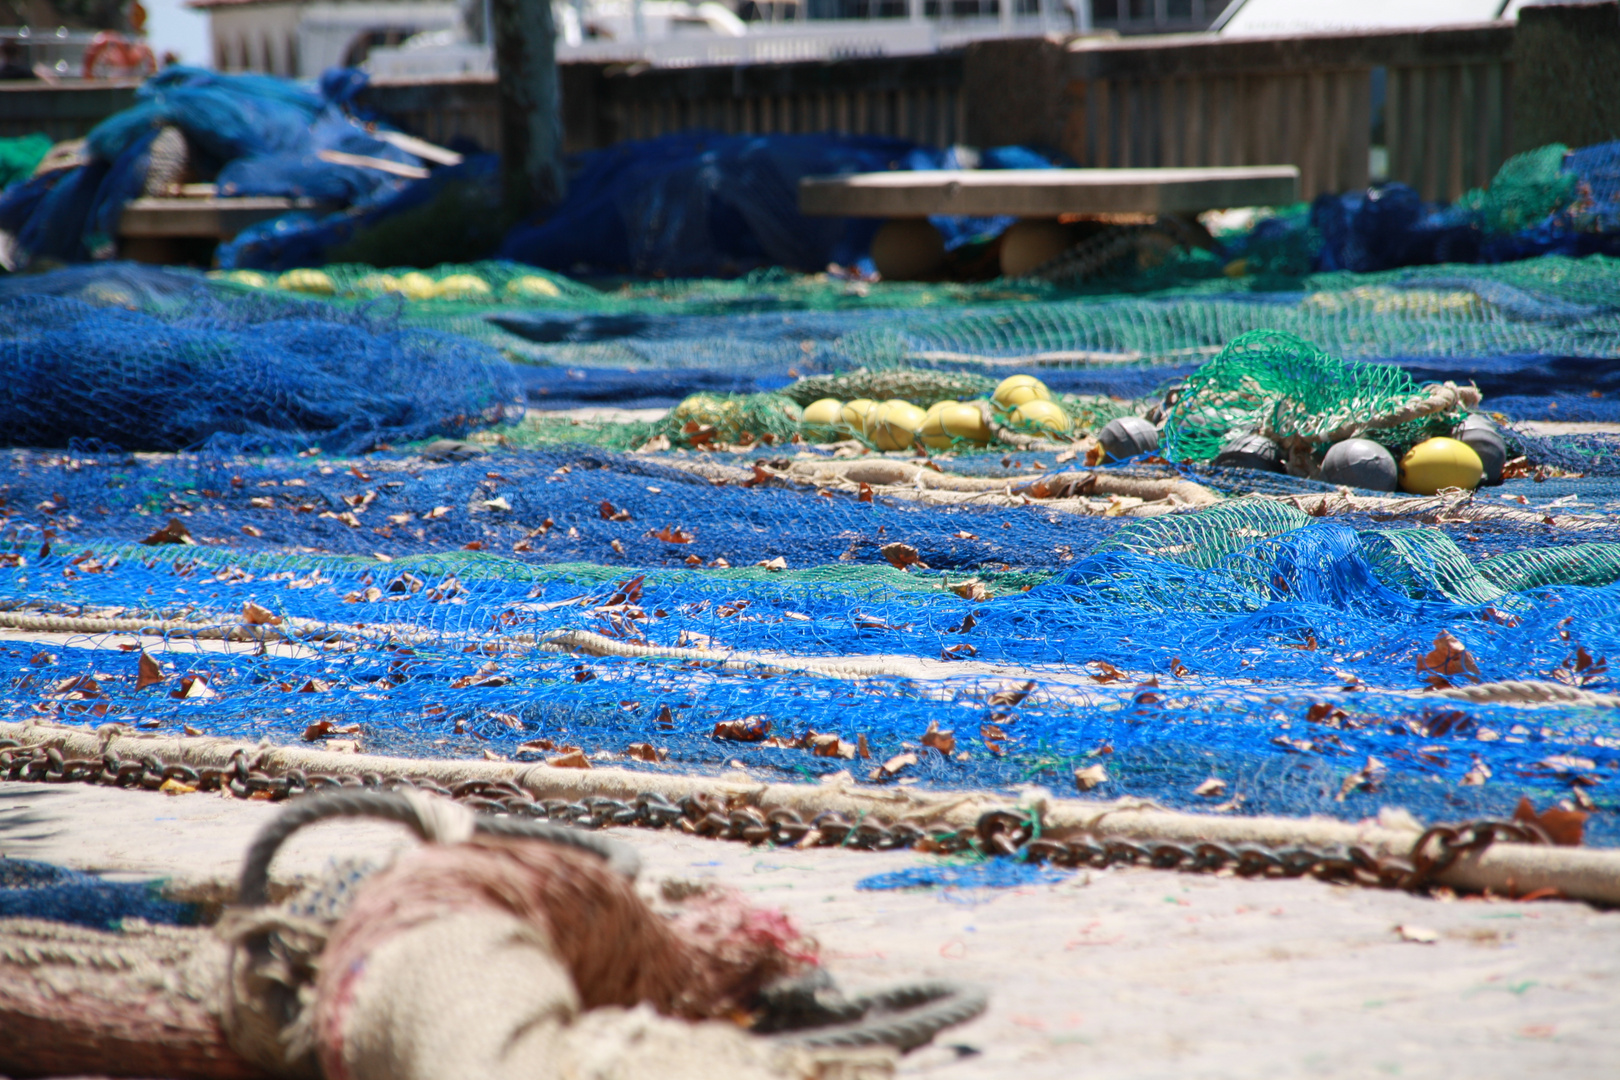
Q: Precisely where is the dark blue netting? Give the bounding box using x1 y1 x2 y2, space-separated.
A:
0 289 520 453
0 858 198 929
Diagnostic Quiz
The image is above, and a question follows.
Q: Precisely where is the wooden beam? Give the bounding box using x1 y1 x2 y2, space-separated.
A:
799 166 1301 218
117 197 334 240
490 0 564 215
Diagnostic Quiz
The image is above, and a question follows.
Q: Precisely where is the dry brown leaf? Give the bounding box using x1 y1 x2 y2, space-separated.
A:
1514 797 1587 846
1074 763 1110 791
1416 631 1481 681
940 643 977 661
158 777 197 796
857 482 874 503
870 751 918 781
714 717 771 742
1089 661 1128 684
880 542 926 571
242 601 281 626
136 651 164 690
950 578 989 601
626 743 665 763
652 526 695 544
423 505 451 520
241 525 263 538
140 518 195 546
302 719 360 740
599 500 633 522
1194 777 1228 798
1337 756 1386 801
757 556 788 571
1461 759 1492 786
548 750 591 769
988 681 1036 709
857 733 872 759
297 678 331 694
171 675 216 700
1396 925 1439 944
920 719 956 756
809 733 857 759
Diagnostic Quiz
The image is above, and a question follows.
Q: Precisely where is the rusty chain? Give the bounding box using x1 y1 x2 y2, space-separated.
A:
0 738 1543 893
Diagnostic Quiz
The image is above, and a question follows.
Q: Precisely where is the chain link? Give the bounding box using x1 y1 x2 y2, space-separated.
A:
0 738 1542 893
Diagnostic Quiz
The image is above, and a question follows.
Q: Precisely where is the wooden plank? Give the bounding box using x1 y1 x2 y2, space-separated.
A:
799 165 1301 217
1344 68 1372 191
117 197 330 240
314 149 430 180
1066 23 1515 82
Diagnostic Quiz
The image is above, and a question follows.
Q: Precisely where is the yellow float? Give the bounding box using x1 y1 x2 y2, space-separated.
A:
505 275 562 299
433 274 493 300
396 272 439 300
276 268 334 295
840 399 877 429
992 374 1051 411
920 402 992 448
866 400 928 451
1008 399 1072 436
1398 437 1485 494
870 219 946 281
800 398 845 439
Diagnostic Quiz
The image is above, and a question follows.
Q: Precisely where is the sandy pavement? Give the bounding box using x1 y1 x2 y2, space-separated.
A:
3 779 1618 1080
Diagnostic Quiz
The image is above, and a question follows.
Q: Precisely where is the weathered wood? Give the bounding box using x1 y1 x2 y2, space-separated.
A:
1512 0 1620 153
0 78 140 141
489 0 564 214
799 165 1300 218
1066 23 1515 81
117 197 332 240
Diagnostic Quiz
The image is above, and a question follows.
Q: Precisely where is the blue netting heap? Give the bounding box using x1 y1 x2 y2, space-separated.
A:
0 285 520 453
0 858 198 929
1312 140 1620 273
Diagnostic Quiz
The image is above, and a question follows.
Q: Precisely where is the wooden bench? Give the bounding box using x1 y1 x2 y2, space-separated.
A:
115 194 339 265
798 165 1301 218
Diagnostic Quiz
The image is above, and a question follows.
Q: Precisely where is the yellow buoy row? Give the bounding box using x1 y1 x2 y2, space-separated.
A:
215 267 564 302
796 375 1071 449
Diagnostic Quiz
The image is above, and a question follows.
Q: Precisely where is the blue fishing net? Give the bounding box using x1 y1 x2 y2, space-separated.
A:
0 287 520 453
4 441 1620 841
0 858 198 929
857 860 1073 891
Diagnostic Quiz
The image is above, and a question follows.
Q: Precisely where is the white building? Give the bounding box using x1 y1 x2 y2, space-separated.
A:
187 0 459 75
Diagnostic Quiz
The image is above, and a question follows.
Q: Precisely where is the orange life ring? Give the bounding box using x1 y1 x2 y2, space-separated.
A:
82 32 157 80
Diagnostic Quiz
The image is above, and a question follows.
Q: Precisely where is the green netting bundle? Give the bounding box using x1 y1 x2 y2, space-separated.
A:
0 133 50 189
782 368 995 407
1456 144 1577 236
1093 499 1310 569
1161 330 1450 462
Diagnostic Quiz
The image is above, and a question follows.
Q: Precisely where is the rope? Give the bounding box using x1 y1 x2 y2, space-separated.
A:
0 610 288 642
771 981 989 1053
1432 678 1620 707
236 790 640 906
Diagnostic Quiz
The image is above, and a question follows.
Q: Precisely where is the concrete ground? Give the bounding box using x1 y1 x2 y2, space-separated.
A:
3 779 1617 1080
